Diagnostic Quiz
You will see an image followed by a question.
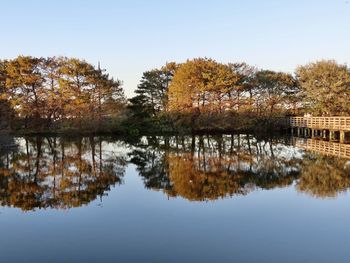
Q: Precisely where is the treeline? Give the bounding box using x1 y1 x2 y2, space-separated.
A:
0 56 126 133
1 56 350 135
128 58 350 133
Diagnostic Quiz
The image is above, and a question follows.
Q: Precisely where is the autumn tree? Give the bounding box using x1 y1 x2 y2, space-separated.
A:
0 60 13 129
296 60 350 115
3 56 46 128
168 58 240 114
58 57 96 127
57 58 125 131
40 57 63 126
228 62 257 112
0 56 126 132
254 70 299 116
88 65 125 130
167 58 243 131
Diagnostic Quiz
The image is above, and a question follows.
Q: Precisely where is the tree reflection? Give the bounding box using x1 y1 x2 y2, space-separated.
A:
129 135 350 201
1 135 350 207
128 137 172 194
296 156 350 198
166 153 250 201
0 136 126 211
130 135 301 201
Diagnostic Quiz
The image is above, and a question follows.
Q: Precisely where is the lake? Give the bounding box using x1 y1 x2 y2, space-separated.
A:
0 134 350 263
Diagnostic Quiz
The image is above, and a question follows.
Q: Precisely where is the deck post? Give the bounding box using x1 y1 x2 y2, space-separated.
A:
322 130 327 140
340 131 345 143
305 128 310 138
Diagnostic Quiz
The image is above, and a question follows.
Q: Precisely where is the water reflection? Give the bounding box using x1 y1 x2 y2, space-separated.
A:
0 137 126 211
293 137 350 159
0 134 350 211
297 155 350 197
129 135 350 200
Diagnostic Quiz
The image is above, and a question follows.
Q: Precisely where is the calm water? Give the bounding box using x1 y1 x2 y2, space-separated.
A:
0 134 350 263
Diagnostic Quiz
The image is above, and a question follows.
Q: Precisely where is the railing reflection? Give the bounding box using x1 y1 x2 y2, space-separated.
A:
292 137 350 159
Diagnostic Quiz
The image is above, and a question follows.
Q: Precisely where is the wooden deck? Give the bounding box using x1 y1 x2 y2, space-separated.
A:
290 117 350 131
293 138 350 159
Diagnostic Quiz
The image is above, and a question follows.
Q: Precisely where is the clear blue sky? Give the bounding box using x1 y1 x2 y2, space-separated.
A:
1 0 350 97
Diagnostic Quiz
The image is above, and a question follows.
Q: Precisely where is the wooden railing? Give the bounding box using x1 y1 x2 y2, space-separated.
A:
293 138 350 159
290 117 350 131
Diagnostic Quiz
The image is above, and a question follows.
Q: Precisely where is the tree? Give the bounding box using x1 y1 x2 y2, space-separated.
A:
0 60 13 129
127 62 177 132
0 56 126 132
89 65 125 130
296 60 350 115
168 58 239 113
254 70 299 116
58 57 96 127
134 70 167 116
3 56 46 128
228 62 257 112
167 58 242 131
131 62 177 117
40 57 63 127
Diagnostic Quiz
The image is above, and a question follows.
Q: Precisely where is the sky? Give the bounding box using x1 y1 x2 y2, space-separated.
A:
1 0 350 97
